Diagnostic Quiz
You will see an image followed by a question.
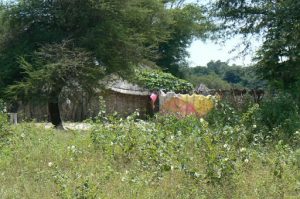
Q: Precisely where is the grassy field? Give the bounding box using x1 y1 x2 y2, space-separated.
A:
0 114 299 198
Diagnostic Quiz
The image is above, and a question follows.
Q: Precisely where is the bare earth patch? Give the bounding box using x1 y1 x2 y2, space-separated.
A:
36 122 93 131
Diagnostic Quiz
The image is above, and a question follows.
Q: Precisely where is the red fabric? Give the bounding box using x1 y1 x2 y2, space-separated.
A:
150 93 158 103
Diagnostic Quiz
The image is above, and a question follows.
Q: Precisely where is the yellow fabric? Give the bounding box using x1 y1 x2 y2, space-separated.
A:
160 93 214 117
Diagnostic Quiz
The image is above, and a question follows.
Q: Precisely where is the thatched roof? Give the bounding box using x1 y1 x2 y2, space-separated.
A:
105 77 150 96
195 84 210 95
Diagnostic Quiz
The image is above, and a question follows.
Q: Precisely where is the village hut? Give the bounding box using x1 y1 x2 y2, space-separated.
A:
104 79 152 118
195 84 211 96
14 76 154 122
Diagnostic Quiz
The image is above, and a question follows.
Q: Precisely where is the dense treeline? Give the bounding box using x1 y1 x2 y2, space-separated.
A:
181 60 265 90
210 0 300 94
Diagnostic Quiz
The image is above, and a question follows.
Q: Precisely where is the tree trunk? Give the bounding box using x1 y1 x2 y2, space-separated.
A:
48 101 63 129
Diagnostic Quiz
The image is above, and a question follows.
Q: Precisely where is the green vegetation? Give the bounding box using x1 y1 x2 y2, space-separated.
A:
0 101 299 198
0 0 210 125
7 42 105 128
0 1 300 198
210 0 300 91
0 0 210 95
181 60 265 89
135 69 194 93
156 3 212 77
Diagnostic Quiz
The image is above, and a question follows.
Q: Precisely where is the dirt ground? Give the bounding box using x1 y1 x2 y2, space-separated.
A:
36 122 93 131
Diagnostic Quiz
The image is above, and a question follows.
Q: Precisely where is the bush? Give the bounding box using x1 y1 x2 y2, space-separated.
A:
206 93 300 144
90 114 252 185
258 93 300 140
205 99 241 127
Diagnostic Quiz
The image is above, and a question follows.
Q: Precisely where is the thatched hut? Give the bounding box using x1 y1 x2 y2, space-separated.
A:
15 77 152 122
104 79 152 118
195 84 210 95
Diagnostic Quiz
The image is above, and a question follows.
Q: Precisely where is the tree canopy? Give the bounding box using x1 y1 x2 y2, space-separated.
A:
210 0 300 91
7 41 105 127
0 0 211 126
156 3 212 77
181 60 265 89
0 0 210 93
0 0 165 92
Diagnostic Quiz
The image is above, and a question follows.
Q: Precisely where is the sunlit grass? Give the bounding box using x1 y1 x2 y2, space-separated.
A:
0 121 299 198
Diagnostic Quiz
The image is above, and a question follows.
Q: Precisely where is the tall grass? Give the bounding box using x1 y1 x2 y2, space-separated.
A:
0 111 299 198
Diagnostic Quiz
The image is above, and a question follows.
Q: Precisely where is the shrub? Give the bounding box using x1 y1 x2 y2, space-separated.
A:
90 114 251 185
258 93 300 140
205 99 241 127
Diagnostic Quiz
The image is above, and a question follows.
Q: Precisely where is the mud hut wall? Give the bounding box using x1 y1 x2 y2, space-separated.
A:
17 95 100 122
104 91 149 117
16 91 150 122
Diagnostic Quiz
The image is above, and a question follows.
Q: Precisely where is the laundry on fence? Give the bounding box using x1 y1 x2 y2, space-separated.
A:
159 91 214 117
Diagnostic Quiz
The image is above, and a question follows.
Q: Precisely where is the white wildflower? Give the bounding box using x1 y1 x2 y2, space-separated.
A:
244 159 249 163
171 165 174 171
48 162 53 167
253 124 257 129
194 172 200 178
240 147 247 152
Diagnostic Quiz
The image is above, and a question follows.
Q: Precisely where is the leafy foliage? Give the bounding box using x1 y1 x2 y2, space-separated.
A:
0 0 172 94
0 100 11 150
0 109 299 198
156 3 212 77
182 60 264 89
210 0 300 90
7 41 104 103
189 74 231 90
135 69 194 93
0 0 212 96
5 41 105 127
258 93 300 139
207 95 300 143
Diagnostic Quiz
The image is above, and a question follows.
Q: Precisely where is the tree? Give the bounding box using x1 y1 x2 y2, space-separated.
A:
207 60 229 76
210 0 300 91
0 0 213 126
8 42 104 128
156 2 212 77
181 60 264 89
0 0 174 126
0 0 171 94
223 70 241 84
189 74 231 90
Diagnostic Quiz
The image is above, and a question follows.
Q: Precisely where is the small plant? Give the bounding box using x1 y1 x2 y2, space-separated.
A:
0 100 11 149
